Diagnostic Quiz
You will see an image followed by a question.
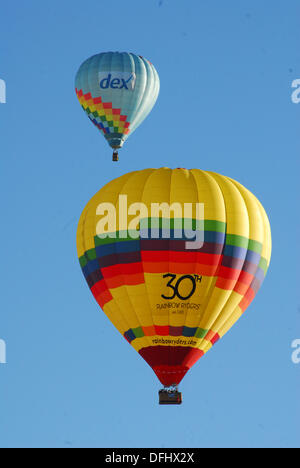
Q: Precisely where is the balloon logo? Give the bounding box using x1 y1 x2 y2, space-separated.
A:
75 52 160 161
77 168 272 402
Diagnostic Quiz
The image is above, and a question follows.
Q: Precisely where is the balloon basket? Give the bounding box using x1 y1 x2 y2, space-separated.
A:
159 386 182 405
112 151 119 162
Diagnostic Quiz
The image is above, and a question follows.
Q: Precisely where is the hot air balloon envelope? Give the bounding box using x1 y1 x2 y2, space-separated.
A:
77 168 272 392
75 52 160 158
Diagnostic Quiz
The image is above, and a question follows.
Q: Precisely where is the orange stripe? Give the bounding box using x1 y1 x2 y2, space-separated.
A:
238 287 255 312
105 272 145 289
236 270 254 286
204 330 215 342
143 326 156 336
215 276 236 290
234 281 250 295
96 289 113 308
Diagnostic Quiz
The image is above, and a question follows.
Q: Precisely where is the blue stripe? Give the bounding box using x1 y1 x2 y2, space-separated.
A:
96 240 140 257
82 258 100 278
182 326 198 337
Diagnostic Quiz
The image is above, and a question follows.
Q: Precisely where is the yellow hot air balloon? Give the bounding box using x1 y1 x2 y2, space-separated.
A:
77 168 271 404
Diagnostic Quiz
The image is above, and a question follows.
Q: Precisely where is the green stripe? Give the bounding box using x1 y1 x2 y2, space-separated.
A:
258 257 268 274
79 255 88 268
79 218 265 258
248 239 263 254
79 248 97 266
94 231 134 246
132 326 145 339
226 234 262 253
195 328 208 339
226 234 248 249
204 220 226 232
128 326 210 340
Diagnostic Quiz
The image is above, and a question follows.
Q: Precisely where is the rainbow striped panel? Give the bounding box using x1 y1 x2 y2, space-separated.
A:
75 89 131 139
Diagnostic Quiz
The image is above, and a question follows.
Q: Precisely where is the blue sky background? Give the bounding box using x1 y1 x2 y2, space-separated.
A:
0 0 299 448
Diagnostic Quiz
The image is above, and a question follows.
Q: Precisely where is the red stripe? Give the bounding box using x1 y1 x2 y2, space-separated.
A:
235 270 254 286
155 325 169 336
90 280 113 308
141 250 221 265
238 287 255 312
210 333 220 345
218 265 241 280
91 279 107 297
101 262 143 279
97 289 113 308
139 346 204 385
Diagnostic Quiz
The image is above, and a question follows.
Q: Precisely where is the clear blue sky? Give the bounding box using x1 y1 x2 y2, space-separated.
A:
0 0 299 448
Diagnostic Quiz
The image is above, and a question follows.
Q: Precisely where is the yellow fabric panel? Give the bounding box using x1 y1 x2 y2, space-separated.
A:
77 211 89 258
130 336 153 352
109 286 143 330
110 284 155 340
143 273 169 327
207 290 244 333
77 171 137 256
207 171 250 237
114 284 154 328
198 288 232 331
114 168 156 231
102 301 129 336
198 340 212 353
217 306 243 338
183 276 217 328
169 169 200 210
228 178 265 244
190 169 227 222
139 167 173 208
